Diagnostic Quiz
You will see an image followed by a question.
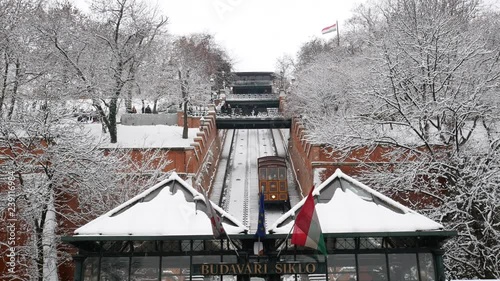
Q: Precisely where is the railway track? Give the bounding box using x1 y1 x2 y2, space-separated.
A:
217 128 293 233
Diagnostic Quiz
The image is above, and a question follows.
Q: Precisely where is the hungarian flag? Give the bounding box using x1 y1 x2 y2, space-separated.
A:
291 186 327 255
203 190 226 239
321 23 337 34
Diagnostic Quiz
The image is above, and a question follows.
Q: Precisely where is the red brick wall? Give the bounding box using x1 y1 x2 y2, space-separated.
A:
288 118 400 195
287 118 446 209
0 111 222 280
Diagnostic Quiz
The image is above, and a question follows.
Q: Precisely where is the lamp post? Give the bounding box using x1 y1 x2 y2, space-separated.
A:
200 116 205 130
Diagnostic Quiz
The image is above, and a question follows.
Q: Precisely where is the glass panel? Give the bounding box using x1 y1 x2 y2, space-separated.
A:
294 254 326 263
335 238 356 250
131 256 159 281
359 238 382 249
193 256 222 264
223 255 238 263
418 253 436 281
181 240 191 252
192 256 221 281
268 168 278 180
279 168 286 180
281 275 300 281
223 276 237 281
357 254 388 281
193 240 204 251
259 168 266 180
205 240 222 251
389 254 418 281
274 256 309 281
100 257 129 281
162 256 189 281
163 240 181 252
83 257 99 281
329 254 356 281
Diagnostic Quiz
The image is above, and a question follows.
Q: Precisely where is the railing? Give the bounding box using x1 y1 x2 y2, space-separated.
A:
226 94 278 101
230 80 273 86
216 108 282 118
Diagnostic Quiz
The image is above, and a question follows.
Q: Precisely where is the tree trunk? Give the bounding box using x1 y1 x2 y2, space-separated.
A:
183 100 188 139
35 206 48 281
0 52 9 115
109 97 118 143
43 190 59 281
179 69 189 139
7 58 20 119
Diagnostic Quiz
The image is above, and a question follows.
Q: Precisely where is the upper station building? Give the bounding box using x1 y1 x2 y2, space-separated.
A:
224 72 281 116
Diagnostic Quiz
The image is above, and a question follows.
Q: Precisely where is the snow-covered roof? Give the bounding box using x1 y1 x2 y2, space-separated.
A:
269 169 444 235
74 172 248 237
84 124 199 149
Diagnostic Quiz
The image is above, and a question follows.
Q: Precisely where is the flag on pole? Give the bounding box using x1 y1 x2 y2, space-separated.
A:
321 23 337 34
291 186 327 255
203 190 226 239
255 192 266 238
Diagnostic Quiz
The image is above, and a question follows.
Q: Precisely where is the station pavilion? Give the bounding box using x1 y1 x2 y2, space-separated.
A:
64 170 455 281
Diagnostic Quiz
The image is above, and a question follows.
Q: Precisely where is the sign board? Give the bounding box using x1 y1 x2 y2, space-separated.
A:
192 262 326 275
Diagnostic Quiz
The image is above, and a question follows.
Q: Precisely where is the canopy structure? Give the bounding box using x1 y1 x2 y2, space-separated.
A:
64 170 454 281
74 172 248 238
269 169 444 235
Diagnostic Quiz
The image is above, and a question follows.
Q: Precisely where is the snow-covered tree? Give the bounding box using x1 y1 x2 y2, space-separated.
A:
0 98 172 280
287 0 500 278
0 0 50 119
169 33 232 138
37 0 168 143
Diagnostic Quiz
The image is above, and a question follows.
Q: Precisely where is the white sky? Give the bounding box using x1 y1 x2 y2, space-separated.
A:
73 0 361 72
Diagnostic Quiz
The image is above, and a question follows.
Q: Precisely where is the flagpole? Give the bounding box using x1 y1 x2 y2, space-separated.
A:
336 20 340 47
203 189 240 258
276 222 294 258
224 233 240 258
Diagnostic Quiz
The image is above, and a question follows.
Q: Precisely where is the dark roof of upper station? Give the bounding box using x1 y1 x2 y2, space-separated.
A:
232 71 276 76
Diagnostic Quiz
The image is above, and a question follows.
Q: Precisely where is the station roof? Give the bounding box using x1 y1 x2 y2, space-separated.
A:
72 168 446 240
74 172 248 237
268 169 444 235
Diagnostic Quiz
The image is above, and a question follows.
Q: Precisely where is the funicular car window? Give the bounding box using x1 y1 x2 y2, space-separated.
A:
259 168 266 180
268 168 278 180
279 168 286 179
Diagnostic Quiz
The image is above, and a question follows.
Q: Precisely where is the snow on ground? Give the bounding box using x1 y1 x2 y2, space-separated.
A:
211 129 234 205
84 123 199 148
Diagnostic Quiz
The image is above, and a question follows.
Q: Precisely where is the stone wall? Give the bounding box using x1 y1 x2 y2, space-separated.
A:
121 113 178 125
